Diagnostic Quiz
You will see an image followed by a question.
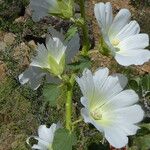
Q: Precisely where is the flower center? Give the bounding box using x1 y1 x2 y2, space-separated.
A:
111 39 120 47
90 110 102 120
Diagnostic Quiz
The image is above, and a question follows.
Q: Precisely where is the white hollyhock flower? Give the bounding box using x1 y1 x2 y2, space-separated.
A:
30 0 60 22
76 68 144 148
27 123 60 150
19 27 80 90
30 0 73 22
94 2 150 66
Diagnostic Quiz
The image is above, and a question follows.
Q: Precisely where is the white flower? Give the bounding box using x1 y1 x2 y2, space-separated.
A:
19 27 80 90
76 68 144 148
30 36 66 76
30 0 60 22
27 123 60 150
94 2 150 66
30 0 73 22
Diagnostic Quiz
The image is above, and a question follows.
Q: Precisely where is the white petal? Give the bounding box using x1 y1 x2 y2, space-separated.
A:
108 9 131 40
38 124 57 144
66 33 80 64
76 69 95 101
115 49 150 66
102 90 139 110
47 26 65 42
81 97 88 107
113 105 144 124
30 0 58 22
32 144 43 150
100 74 128 99
31 43 49 69
46 37 66 64
118 34 149 51
93 67 109 89
94 2 113 34
114 20 140 42
115 122 140 135
81 108 92 123
104 126 128 148
18 66 46 90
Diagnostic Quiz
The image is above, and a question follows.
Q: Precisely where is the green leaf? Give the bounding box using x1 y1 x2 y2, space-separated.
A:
140 123 150 131
67 56 91 72
128 79 139 92
43 83 60 106
52 128 76 150
141 74 150 91
133 135 150 150
65 25 78 42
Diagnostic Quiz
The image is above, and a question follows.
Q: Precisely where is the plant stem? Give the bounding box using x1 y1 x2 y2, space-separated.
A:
65 74 75 132
79 0 90 56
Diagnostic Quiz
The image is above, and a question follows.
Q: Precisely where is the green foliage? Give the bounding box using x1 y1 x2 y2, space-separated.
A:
128 74 150 98
52 128 77 150
67 56 91 72
65 26 78 41
43 83 61 106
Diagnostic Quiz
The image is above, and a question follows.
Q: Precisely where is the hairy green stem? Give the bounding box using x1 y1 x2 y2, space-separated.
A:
65 74 75 132
79 0 90 56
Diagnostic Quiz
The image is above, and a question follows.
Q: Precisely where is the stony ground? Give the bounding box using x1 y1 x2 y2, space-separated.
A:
0 0 150 150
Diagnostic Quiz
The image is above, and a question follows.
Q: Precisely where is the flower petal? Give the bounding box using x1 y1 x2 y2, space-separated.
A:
118 34 149 51
102 90 139 110
32 144 43 150
93 67 109 89
76 69 94 101
81 108 92 123
66 33 80 64
99 74 128 99
30 43 49 68
81 97 88 107
38 124 57 143
104 125 128 148
112 105 144 124
18 66 46 90
108 9 131 41
114 20 140 42
94 2 113 34
30 0 58 22
115 49 150 66
46 37 66 63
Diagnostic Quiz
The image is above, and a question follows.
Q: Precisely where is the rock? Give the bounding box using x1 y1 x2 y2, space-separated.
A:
4 33 16 46
0 41 7 51
13 42 30 67
27 40 37 50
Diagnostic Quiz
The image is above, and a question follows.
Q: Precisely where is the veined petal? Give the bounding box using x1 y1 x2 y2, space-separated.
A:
108 9 131 41
30 43 49 69
76 69 95 102
115 49 150 66
114 20 140 42
111 105 144 124
46 37 66 64
81 97 88 108
93 67 109 89
66 33 80 64
81 108 92 123
98 73 127 99
117 34 149 51
102 90 139 111
94 2 113 34
30 0 59 22
18 66 46 90
38 124 57 143
104 125 128 148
